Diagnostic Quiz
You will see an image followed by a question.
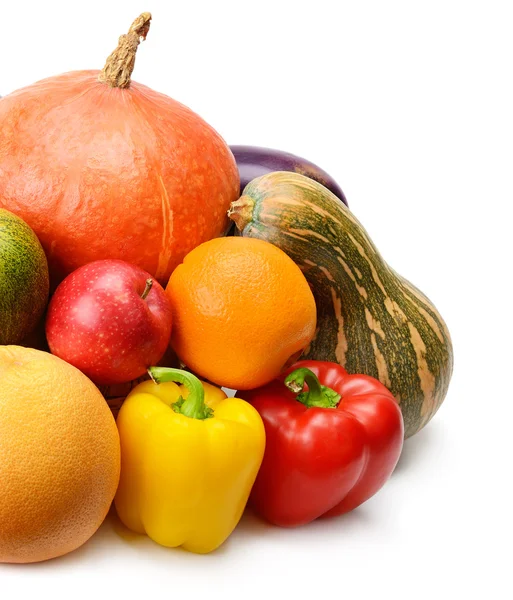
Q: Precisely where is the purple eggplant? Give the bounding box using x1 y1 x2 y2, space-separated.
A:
230 145 348 206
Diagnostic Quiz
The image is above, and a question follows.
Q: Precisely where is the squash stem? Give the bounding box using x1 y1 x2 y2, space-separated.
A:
284 367 341 409
148 367 214 420
228 196 255 231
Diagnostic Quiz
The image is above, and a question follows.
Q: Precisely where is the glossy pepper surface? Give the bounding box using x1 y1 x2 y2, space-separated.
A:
114 367 265 553
240 360 404 527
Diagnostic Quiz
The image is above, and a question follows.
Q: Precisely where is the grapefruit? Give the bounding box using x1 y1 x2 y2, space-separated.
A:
0 346 120 563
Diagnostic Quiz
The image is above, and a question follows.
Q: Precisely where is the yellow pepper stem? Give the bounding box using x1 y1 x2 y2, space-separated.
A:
147 367 214 420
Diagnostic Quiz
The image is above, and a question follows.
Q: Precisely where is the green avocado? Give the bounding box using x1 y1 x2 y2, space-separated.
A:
0 208 49 344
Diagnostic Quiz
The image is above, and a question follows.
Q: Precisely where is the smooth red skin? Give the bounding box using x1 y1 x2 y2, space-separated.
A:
45 259 173 386
241 360 404 527
0 71 239 288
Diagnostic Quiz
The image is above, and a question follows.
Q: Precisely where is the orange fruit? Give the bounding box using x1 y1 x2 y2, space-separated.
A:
0 346 120 563
165 237 317 390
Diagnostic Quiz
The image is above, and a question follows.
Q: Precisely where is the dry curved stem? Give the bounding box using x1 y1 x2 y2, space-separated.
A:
227 195 255 231
98 12 152 89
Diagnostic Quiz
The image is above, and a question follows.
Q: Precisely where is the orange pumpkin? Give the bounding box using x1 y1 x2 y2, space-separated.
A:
0 14 239 287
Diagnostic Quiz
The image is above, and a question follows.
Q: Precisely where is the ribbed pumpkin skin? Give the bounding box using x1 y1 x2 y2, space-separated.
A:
230 172 453 438
0 71 239 287
0 209 49 345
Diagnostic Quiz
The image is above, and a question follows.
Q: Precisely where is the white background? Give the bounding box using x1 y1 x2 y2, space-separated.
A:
2 0 512 598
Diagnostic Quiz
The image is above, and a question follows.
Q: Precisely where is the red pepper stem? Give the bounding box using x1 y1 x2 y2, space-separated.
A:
147 367 213 420
284 368 341 409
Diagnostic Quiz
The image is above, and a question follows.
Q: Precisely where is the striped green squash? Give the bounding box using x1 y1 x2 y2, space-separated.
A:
0 209 49 345
228 172 453 438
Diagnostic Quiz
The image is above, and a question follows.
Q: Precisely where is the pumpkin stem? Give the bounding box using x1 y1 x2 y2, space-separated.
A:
98 12 152 89
228 196 255 231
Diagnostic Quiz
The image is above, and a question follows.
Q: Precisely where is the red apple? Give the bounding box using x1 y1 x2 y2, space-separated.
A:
46 259 173 385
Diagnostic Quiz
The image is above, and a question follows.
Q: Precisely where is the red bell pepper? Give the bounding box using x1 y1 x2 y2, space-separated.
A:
241 360 404 527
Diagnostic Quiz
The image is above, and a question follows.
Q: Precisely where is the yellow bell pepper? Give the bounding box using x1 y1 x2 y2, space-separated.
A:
114 367 265 554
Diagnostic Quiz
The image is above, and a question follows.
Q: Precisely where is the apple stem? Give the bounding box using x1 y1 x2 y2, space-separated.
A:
141 278 153 300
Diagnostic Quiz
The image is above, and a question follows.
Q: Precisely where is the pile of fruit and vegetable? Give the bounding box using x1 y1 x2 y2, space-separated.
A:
0 13 453 562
